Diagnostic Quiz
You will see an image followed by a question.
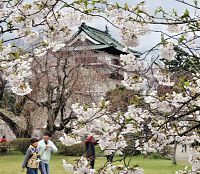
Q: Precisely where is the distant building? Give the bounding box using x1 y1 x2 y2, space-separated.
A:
58 23 140 99
0 23 140 139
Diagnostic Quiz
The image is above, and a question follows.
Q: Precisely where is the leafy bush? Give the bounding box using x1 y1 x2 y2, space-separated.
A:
143 146 173 160
160 145 173 159
146 153 167 160
56 142 85 156
10 138 31 154
106 87 144 113
122 145 141 156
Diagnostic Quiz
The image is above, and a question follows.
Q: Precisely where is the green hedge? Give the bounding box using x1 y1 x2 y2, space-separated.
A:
10 138 31 154
146 153 167 160
56 142 85 156
122 145 141 156
56 142 107 157
9 139 106 157
1 139 31 155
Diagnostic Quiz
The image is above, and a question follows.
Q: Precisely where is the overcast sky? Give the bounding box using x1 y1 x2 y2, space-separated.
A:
87 0 195 52
2 0 196 53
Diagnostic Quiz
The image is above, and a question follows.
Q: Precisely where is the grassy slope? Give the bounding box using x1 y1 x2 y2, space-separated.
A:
0 153 188 174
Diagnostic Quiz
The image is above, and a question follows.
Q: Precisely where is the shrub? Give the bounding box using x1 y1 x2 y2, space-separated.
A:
106 87 144 113
56 142 85 156
146 153 167 160
56 141 105 157
122 145 141 156
160 145 173 159
10 138 31 154
143 146 173 160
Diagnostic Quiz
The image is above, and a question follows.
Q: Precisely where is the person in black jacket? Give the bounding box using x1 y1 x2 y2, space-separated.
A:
106 152 114 163
85 135 98 169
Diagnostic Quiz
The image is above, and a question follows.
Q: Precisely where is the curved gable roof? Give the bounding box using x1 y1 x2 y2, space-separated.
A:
70 23 141 56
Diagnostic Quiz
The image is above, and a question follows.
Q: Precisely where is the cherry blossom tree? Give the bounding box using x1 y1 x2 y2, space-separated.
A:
28 46 110 133
1 0 200 173
0 75 35 138
0 43 110 137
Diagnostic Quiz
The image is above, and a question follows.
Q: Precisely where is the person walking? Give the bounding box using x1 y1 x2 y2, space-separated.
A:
0 136 7 143
85 135 98 169
106 152 114 163
22 138 40 174
38 131 57 174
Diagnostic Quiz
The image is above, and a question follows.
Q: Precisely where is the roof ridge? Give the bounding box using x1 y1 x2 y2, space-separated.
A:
74 23 141 55
81 23 125 48
81 23 110 36
81 25 110 45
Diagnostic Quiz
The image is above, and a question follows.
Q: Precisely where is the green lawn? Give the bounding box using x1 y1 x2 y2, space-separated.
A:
0 152 189 174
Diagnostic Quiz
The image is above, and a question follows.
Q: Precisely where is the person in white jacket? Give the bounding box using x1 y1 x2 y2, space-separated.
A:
38 131 58 174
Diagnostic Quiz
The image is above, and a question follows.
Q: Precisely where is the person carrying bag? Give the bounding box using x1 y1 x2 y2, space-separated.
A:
21 138 40 174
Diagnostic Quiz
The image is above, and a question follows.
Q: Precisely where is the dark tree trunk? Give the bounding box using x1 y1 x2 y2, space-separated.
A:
0 109 33 138
46 108 56 133
45 106 77 135
17 130 32 138
172 141 177 165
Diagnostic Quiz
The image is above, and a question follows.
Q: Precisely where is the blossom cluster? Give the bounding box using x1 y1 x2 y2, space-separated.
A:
120 53 147 72
62 47 200 173
0 45 32 95
106 4 150 47
1 0 200 173
0 0 93 95
63 156 143 174
62 99 128 155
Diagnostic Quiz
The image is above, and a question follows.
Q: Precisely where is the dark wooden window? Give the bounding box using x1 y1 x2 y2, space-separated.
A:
112 59 120 66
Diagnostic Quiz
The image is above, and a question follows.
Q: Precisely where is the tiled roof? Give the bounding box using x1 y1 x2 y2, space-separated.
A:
66 44 110 51
71 23 141 56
